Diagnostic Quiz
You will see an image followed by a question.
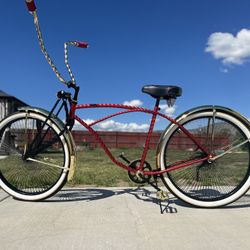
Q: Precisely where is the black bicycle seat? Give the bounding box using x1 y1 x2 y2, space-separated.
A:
142 85 182 99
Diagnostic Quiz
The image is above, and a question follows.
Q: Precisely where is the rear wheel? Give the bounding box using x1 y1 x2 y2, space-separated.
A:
160 111 250 208
0 111 70 201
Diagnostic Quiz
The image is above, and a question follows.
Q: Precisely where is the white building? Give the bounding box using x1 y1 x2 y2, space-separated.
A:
0 90 28 121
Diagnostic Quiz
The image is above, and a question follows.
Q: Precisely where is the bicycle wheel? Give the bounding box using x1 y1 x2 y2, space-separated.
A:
0 111 70 201
159 110 250 208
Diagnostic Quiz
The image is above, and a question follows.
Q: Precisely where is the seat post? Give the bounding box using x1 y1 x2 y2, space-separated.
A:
155 98 160 108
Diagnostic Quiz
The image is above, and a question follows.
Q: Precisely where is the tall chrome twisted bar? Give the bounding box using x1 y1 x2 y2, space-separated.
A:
64 42 77 85
31 11 68 85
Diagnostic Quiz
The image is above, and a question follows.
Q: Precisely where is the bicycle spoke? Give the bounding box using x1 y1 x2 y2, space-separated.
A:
211 138 250 161
26 157 69 170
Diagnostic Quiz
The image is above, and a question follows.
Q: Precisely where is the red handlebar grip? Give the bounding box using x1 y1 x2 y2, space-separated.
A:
75 42 89 48
25 0 37 12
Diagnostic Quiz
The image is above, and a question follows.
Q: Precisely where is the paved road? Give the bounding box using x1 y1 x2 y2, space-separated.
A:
1 187 250 250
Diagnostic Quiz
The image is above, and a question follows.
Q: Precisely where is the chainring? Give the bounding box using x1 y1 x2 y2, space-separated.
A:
128 160 152 184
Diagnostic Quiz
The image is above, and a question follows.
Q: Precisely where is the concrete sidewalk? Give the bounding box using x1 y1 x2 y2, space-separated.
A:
1 187 250 250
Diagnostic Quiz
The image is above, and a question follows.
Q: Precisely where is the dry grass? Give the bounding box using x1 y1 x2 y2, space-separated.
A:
67 147 157 187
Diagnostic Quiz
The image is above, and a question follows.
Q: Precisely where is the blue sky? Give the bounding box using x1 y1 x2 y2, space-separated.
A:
1 0 250 131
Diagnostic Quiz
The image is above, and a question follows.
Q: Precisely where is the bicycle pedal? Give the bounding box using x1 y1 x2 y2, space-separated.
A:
118 152 130 164
156 190 169 201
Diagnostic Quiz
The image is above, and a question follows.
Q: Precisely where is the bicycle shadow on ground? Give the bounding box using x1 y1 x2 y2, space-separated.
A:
44 187 250 212
45 187 178 214
222 194 250 209
170 193 250 210
47 188 115 202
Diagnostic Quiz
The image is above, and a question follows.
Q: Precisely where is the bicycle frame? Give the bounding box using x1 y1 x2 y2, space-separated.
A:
67 99 210 176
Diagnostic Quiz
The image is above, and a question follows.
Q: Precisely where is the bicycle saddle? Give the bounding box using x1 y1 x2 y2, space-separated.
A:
142 85 182 100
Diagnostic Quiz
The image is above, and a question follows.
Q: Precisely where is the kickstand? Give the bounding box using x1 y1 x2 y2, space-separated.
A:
147 175 169 201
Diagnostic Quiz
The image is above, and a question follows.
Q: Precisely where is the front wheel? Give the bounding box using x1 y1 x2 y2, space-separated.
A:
159 110 250 208
0 111 71 201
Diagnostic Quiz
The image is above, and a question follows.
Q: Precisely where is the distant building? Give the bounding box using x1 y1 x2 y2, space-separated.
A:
0 90 28 121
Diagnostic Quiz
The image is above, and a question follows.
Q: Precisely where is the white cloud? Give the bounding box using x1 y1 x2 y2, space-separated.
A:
97 120 149 132
205 28 250 65
73 120 92 130
159 104 177 116
123 99 143 106
220 68 229 73
73 119 149 132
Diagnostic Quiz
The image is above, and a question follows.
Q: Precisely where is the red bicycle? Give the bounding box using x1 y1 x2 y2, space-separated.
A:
1 0 250 207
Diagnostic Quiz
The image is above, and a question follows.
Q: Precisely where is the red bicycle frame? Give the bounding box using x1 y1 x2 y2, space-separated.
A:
69 100 210 176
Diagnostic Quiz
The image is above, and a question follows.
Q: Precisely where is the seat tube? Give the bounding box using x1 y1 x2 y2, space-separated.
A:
139 99 160 170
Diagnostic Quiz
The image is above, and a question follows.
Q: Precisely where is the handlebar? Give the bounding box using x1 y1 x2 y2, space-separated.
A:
25 0 88 96
74 41 89 48
25 0 36 12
